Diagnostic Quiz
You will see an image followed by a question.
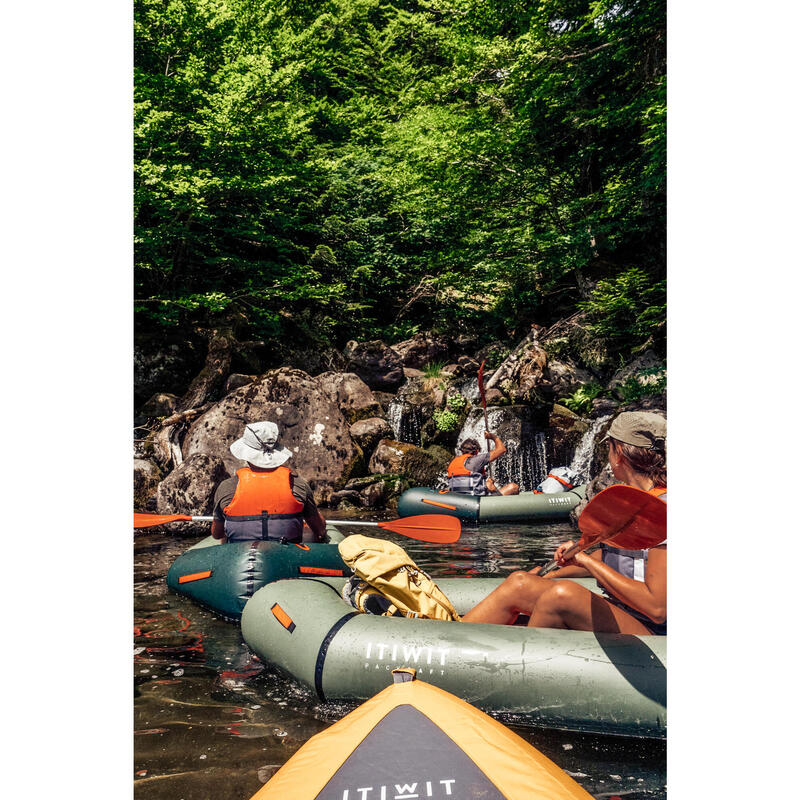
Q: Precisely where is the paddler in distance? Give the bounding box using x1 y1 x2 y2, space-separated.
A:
462 412 666 634
211 421 327 544
447 432 519 496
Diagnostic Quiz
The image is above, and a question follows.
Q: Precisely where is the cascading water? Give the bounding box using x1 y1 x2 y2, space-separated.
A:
386 397 422 446
437 408 549 493
455 376 480 403
569 414 613 483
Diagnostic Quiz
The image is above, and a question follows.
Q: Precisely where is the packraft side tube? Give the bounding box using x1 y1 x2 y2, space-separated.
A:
241 576 666 739
477 486 586 522
397 486 586 522
166 525 348 620
397 487 480 520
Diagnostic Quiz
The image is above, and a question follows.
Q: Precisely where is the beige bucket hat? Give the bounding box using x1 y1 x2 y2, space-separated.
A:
230 421 293 468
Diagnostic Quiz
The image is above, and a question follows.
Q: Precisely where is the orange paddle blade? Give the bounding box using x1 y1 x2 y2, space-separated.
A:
578 484 666 550
377 514 461 544
134 512 194 528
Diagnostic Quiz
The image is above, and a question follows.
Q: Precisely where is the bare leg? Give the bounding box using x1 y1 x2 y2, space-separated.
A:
528 581 655 635
498 482 519 495
461 571 552 625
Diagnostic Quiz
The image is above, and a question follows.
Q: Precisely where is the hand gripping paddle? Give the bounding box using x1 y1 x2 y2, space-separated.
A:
133 512 461 544
537 484 666 576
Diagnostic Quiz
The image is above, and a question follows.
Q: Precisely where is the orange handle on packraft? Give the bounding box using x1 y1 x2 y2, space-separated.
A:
537 485 666 576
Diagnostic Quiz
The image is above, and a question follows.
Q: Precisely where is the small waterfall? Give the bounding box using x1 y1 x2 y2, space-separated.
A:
453 409 548 492
386 398 422 446
456 376 480 403
569 414 613 483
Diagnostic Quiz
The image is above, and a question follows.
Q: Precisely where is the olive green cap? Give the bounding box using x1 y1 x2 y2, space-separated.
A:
602 411 666 451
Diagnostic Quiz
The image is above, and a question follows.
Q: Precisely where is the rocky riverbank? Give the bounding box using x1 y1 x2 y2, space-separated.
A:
134 320 666 530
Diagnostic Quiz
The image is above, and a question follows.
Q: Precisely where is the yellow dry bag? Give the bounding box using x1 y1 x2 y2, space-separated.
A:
338 535 461 622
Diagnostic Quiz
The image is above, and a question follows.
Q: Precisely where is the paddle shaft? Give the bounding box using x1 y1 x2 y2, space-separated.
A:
477 360 494 480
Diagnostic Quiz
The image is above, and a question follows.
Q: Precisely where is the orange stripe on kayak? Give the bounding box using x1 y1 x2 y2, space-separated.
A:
271 603 296 632
178 570 212 584
421 498 458 511
298 566 344 576
294 543 310 550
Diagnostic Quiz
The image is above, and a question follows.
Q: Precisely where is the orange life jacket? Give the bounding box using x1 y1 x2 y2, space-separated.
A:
447 454 480 477
223 467 304 542
446 454 487 495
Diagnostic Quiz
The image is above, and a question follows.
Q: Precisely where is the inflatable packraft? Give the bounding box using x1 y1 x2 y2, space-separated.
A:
250 668 594 799
241 576 667 739
397 485 586 523
166 525 348 620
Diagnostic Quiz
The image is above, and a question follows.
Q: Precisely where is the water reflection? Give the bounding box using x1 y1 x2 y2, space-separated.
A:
134 524 666 800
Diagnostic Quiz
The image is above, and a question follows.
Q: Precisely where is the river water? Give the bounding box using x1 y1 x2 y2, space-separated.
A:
134 517 666 799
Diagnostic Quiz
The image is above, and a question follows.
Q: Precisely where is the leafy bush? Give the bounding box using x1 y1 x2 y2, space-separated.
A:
560 383 604 416
616 367 667 403
432 409 460 432
579 268 666 355
446 393 466 412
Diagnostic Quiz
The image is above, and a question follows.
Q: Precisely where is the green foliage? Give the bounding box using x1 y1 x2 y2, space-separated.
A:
579 268 666 355
560 382 604 416
446 392 466 412
135 0 666 358
422 360 446 378
616 366 667 403
432 408 460 432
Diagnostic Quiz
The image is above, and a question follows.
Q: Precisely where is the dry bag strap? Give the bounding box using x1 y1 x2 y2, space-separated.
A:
547 472 574 489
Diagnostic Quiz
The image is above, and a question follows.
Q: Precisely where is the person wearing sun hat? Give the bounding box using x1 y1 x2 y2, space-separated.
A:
462 409 667 635
211 421 327 544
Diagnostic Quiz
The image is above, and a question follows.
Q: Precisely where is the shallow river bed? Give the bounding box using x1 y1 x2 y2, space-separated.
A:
134 518 666 799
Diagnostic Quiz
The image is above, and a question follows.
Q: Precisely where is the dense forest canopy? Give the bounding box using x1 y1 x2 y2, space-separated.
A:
134 0 665 367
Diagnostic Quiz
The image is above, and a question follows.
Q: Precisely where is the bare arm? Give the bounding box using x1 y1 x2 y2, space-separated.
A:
484 431 506 462
304 506 328 542
573 545 667 623
529 544 601 578
211 518 227 542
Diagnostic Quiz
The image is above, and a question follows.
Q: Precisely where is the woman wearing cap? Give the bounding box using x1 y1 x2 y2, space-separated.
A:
211 421 328 544
462 411 667 635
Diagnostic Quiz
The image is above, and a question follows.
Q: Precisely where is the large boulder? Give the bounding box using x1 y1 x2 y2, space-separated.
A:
349 417 393 455
391 333 454 369
369 440 451 487
155 453 230 516
547 405 589 471
181 368 364 503
134 458 162 510
316 372 384 423
343 340 405 391
546 360 597 399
